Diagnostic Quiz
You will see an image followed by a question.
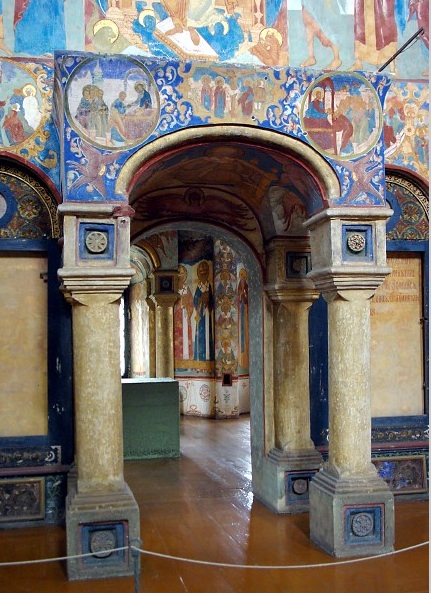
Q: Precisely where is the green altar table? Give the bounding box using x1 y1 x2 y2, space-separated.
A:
122 378 180 459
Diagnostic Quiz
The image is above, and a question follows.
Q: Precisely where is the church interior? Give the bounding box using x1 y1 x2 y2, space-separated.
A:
0 0 429 590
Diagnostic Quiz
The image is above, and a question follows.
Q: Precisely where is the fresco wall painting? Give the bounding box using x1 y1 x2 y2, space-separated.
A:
171 232 250 418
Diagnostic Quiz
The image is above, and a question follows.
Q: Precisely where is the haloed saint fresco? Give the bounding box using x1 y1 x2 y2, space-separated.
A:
0 61 45 147
66 56 159 149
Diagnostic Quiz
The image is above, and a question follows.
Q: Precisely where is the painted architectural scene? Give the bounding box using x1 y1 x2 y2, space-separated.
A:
0 0 428 585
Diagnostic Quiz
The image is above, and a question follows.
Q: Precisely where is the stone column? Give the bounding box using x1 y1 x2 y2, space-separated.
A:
58 202 140 580
129 279 146 377
146 288 157 377
72 292 125 492
149 294 176 377
263 239 322 513
149 271 178 378
304 207 395 558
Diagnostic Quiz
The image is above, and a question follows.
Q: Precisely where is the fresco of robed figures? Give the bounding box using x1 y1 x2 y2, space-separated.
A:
65 55 159 149
301 72 382 160
82 0 428 79
0 1 428 79
0 60 48 149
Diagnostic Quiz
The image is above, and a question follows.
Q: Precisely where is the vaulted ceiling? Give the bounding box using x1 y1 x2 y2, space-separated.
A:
127 134 331 256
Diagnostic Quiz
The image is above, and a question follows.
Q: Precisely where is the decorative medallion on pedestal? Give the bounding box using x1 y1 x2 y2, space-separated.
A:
79 221 115 261
344 504 384 546
342 224 373 262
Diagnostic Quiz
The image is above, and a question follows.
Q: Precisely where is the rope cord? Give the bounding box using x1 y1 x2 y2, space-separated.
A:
0 541 428 570
131 541 428 569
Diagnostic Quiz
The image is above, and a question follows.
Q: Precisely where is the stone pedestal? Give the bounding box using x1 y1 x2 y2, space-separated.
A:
309 468 394 558
66 478 140 580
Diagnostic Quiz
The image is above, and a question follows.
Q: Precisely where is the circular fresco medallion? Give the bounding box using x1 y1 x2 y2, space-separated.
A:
300 72 382 161
65 56 160 150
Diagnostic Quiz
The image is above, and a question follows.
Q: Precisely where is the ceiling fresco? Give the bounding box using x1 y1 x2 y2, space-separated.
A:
128 140 325 250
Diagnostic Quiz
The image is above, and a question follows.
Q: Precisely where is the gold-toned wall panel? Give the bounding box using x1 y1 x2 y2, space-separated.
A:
370 252 424 417
0 254 48 436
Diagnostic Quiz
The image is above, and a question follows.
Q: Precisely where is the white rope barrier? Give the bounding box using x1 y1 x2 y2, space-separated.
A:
0 541 428 570
132 541 429 569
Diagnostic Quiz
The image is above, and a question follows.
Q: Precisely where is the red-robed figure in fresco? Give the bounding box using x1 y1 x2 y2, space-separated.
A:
174 264 194 362
350 0 398 72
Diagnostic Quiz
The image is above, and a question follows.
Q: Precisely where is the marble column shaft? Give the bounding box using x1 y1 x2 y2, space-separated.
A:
326 292 375 477
151 294 177 378
72 293 125 493
129 281 146 377
273 299 315 451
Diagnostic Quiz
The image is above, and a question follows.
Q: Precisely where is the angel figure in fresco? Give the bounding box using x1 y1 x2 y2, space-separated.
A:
66 140 119 197
193 260 214 362
174 264 194 362
340 156 383 205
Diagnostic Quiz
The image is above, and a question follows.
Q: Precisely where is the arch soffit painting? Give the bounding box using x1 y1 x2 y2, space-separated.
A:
0 159 62 239
384 166 429 242
117 126 341 250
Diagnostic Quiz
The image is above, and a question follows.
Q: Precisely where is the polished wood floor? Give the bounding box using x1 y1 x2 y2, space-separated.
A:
0 415 429 593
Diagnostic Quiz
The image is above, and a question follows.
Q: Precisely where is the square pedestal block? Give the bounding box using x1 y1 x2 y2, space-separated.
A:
66 482 140 580
309 469 394 558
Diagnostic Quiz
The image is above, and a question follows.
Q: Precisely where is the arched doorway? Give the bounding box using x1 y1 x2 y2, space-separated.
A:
60 120 396 568
119 125 337 515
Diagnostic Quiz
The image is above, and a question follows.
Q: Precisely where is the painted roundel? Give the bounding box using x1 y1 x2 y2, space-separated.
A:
301 72 382 161
65 56 160 150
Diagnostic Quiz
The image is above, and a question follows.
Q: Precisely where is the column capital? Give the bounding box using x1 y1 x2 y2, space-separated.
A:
265 279 320 304
304 206 393 299
265 237 312 285
58 201 135 296
149 292 179 307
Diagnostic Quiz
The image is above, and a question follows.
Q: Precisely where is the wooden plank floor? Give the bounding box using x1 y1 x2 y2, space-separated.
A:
0 415 429 593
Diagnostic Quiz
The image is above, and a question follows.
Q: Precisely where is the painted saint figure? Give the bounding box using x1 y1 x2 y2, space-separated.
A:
109 91 128 145
75 85 93 130
130 81 152 111
3 104 27 145
193 260 214 361
237 267 249 369
174 264 194 361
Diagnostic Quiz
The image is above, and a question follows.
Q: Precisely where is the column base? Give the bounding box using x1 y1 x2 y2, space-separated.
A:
65 477 140 581
265 448 323 513
309 467 394 558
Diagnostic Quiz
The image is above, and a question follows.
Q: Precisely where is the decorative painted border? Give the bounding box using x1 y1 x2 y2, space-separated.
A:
0 477 45 522
372 454 428 495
